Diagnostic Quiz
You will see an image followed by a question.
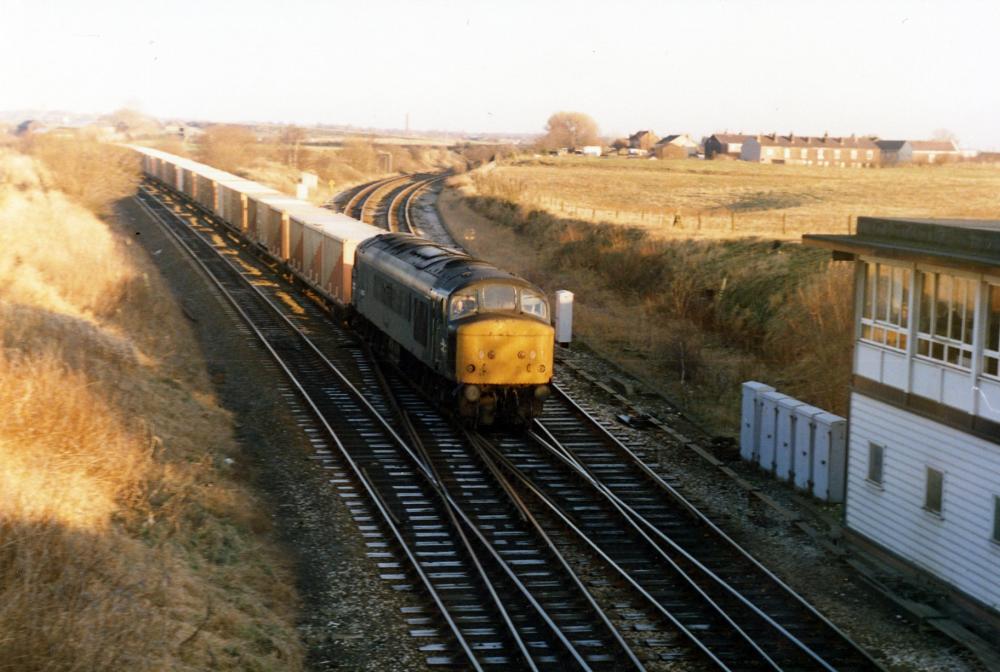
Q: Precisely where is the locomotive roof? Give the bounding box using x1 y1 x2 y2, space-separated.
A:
360 233 533 293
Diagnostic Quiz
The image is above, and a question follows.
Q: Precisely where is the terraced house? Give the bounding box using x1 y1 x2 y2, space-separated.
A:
741 133 881 167
805 217 1000 618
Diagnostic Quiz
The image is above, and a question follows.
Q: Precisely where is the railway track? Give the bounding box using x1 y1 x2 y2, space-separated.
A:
133 182 643 671
339 175 409 221
134 178 887 671
387 174 448 234
475 387 884 671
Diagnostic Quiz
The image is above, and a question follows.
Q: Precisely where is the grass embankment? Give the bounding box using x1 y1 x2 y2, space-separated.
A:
0 141 303 670
440 185 853 433
473 156 1000 239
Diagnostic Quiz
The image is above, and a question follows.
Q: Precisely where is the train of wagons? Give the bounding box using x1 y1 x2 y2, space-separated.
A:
132 146 554 425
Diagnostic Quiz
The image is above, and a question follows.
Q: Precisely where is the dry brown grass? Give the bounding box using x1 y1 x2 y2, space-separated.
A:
19 133 140 216
438 187 854 431
473 156 1000 239
0 149 303 670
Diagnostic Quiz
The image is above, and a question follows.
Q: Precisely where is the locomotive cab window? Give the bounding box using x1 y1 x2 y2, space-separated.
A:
520 289 549 321
481 284 517 311
450 292 478 320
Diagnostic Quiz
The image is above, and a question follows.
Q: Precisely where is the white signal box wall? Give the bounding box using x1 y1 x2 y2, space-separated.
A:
554 290 573 346
739 382 774 462
775 397 806 481
811 412 847 503
758 391 791 473
791 404 825 493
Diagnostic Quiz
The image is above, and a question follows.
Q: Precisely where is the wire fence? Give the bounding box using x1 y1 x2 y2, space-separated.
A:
532 195 856 238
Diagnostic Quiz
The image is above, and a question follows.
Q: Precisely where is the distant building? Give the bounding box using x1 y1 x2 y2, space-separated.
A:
705 133 754 159
805 217 1000 618
741 134 880 167
580 145 603 157
910 140 961 164
653 134 699 159
876 140 913 165
628 130 659 151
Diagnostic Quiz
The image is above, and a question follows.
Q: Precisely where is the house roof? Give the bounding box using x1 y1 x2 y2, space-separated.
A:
655 134 698 146
876 140 909 151
910 140 958 152
712 133 754 144
804 216 1000 273
629 130 654 139
754 134 879 149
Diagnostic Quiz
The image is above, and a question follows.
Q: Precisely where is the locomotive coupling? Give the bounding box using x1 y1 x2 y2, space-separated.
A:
463 384 481 402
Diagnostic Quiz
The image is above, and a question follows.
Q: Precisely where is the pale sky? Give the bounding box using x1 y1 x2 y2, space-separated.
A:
2 0 999 148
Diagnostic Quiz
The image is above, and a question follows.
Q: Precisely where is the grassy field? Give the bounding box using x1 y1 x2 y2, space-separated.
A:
473 156 1000 239
0 145 303 670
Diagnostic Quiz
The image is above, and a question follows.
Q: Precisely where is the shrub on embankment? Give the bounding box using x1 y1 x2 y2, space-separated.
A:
0 147 303 670
461 193 854 425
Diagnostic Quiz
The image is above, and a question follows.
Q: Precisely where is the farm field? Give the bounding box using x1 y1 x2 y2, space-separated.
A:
472 156 1000 238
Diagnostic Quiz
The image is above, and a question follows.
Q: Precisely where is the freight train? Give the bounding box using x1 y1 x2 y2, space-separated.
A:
132 147 554 424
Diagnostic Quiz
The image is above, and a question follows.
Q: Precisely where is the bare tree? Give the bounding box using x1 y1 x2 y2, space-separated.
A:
540 112 600 150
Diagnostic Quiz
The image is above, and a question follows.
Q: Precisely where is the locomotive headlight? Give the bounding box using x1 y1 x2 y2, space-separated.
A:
517 351 526 359
464 385 481 402
466 364 476 373
538 365 546 373
488 350 495 359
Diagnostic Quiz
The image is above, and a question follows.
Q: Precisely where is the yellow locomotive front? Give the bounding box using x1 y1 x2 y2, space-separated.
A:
449 283 553 425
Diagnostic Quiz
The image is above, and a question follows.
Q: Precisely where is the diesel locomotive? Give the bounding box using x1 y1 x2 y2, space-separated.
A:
353 233 554 425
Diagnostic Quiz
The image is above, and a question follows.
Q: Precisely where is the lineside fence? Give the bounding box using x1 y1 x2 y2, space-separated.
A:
532 195 857 238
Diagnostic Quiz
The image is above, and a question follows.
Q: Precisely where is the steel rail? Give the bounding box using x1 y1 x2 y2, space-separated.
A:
359 175 411 225
134 185 486 669
397 174 448 234
545 384 885 670
136 182 636 670
466 431 647 672
342 175 403 221
525 425 804 671
474 434 734 670
370 360 639 670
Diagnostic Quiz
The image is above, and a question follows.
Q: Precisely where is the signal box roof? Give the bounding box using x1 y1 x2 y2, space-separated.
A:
803 216 1000 274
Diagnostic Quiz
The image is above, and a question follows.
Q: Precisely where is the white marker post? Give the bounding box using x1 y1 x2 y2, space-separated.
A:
554 290 573 347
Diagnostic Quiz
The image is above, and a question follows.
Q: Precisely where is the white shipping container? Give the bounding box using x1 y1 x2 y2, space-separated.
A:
739 382 775 462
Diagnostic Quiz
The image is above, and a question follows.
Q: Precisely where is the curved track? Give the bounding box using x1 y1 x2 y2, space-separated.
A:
134 176 887 672
134 181 643 671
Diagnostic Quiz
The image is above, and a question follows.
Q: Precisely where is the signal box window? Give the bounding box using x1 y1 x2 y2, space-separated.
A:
982 284 1000 377
867 443 884 485
917 272 974 368
860 261 911 351
925 467 944 516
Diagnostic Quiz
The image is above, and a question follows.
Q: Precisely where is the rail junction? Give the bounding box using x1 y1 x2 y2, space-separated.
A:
133 177 885 671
